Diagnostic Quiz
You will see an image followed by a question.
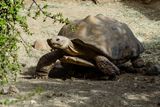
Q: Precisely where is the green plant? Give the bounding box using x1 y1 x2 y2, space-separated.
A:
0 0 71 84
0 98 18 105
0 0 30 84
0 86 44 105
27 0 70 24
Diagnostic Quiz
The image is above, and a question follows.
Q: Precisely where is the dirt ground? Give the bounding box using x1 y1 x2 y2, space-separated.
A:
0 0 160 107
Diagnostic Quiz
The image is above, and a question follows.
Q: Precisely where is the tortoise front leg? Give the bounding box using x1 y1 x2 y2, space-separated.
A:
35 49 64 79
94 56 120 80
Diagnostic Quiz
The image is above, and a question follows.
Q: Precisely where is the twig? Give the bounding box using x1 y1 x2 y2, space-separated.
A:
28 1 34 11
31 0 69 24
19 34 31 54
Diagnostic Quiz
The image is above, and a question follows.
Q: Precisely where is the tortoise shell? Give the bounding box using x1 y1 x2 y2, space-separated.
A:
58 14 144 61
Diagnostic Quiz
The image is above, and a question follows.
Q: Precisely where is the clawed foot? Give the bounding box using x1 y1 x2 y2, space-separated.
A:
132 61 160 76
34 72 48 79
106 64 120 76
35 75 48 79
131 57 145 68
145 63 160 76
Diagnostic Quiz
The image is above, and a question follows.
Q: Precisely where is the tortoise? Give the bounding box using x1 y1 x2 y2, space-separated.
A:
35 14 145 79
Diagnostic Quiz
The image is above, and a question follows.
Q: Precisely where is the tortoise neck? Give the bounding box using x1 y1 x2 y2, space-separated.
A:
64 41 80 56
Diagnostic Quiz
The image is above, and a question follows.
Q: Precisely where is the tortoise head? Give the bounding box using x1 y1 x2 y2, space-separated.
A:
47 36 71 49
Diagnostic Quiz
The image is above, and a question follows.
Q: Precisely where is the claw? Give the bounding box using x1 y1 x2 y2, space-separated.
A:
34 73 48 79
35 76 48 79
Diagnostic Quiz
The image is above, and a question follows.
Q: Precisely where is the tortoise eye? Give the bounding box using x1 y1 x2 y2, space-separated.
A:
56 38 60 41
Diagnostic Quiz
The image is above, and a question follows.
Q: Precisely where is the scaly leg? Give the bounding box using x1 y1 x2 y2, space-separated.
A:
35 49 64 79
94 56 120 80
131 56 145 68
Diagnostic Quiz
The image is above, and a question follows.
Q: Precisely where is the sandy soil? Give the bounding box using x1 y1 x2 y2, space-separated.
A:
0 0 160 107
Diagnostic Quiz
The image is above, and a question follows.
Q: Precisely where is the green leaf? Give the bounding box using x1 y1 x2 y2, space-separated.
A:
42 4 48 9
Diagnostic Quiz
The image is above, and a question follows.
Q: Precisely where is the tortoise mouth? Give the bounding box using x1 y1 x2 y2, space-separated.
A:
52 43 62 48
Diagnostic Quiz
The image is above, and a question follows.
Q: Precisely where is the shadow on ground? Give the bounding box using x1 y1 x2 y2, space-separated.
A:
22 64 108 80
20 48 160 107
121 0 160 21
16 73 160 107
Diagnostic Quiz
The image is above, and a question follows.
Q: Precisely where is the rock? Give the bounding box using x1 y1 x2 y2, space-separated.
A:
8 85 20 94
30 100 37 104
0 85 19 95
1 87 8 95
21 63 26 67
33 39 51 51
145 50 152 54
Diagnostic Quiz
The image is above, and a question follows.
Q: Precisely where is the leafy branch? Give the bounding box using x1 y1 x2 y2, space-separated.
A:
28 0 70 24
0 0 71 84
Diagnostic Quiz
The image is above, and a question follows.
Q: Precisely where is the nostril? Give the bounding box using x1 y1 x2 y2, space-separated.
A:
56 38 60 41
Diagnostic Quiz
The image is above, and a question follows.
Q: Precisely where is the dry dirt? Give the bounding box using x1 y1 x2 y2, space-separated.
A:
0 0 160 107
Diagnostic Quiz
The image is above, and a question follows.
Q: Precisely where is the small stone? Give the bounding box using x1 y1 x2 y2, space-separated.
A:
21 63 26 67
1 85 19 95
8 85 20 94
145 50 152 54
46 93 54 98
33 39 50 51
30 100 37 104
121 100 128 106
1 87 9 95
134 83 138 88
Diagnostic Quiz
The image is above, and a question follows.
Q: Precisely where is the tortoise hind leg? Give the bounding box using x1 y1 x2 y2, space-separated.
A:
131 56 146 74
94 56 120 80
131 56 145 68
